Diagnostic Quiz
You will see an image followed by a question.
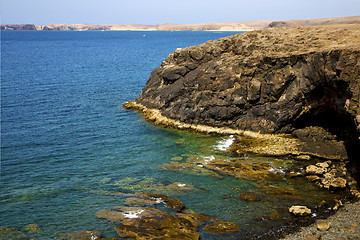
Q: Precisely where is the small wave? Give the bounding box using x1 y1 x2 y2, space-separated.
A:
203 155 215 164
269 166 286 175
123 209 145 218
215 135 235 151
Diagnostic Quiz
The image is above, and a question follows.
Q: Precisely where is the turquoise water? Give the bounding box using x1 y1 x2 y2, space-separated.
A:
0 31 348 239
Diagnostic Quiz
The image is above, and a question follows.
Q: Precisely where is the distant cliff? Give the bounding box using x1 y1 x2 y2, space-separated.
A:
2 16 360 31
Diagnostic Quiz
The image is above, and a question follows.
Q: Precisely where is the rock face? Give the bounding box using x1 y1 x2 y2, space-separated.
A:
134 24 360 136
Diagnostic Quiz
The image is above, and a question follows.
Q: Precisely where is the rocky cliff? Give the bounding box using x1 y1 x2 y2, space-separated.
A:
133 24 360 134
126 24 360 174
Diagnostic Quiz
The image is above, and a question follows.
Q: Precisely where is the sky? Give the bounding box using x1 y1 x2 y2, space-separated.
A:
1 0 360 25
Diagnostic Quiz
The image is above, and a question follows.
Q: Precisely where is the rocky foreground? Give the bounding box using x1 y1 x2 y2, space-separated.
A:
282 200 360 240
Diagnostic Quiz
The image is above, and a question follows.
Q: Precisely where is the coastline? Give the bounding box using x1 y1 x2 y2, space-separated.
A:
2 16 360 31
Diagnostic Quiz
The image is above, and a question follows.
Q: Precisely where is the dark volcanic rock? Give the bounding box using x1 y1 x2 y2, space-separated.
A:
134 24 360 137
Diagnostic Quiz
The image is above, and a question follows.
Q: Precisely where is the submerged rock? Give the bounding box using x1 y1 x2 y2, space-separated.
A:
203 221 240 233
24 223 41 233
267 212 282 221
258 185 302 200
162 160 223 178
176 213 216 226
135 192 185 212
113 177 198 195
96 209 127 222
124 197 159 207
238 192 261 202
197 157 284 181
0 227 28 240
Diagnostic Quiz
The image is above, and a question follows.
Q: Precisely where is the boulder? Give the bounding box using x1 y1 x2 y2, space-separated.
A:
306 165 327 175
317 220 331 231
267 212 282 220
321 176 347 189
289 205 311 216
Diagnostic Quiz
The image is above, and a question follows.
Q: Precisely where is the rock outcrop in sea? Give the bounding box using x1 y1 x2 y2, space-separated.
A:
125 24 360 184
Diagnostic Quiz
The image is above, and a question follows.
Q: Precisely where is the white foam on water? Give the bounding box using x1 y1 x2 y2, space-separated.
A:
215 135 235 151
154 198 164 204
203 155 215 164
177 183 187 187
269 166 286 175
123 209 145 218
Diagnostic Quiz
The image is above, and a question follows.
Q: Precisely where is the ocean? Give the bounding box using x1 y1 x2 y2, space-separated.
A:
0 30 348 239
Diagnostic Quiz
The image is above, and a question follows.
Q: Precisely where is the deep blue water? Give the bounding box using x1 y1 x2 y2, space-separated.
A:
1 31 346 239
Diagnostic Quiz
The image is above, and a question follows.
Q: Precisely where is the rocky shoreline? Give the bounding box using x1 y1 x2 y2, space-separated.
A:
123 23 360 239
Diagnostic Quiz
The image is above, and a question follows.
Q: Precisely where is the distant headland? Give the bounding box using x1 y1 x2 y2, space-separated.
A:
2 16 360 31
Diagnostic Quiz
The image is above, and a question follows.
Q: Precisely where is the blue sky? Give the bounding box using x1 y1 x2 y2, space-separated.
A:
1 0 359 25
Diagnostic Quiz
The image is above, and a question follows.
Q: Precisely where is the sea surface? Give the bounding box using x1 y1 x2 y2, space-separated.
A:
0 31 348 239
